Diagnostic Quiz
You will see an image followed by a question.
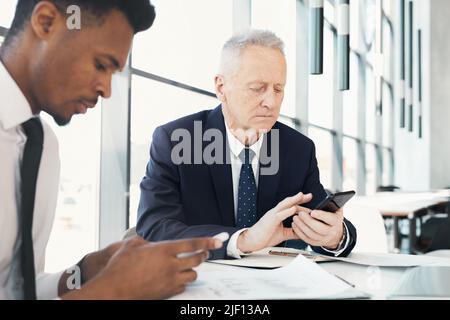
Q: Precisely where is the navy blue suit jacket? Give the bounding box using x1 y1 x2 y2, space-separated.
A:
137 106 357 259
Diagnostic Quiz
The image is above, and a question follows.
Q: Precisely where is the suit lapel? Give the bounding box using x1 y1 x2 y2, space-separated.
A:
205 106 235 227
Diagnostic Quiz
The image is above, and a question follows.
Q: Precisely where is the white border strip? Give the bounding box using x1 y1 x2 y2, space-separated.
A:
310 0 324 9
337 4 350 35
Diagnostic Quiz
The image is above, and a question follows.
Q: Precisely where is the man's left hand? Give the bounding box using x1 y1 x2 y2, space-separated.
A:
291 207 345 250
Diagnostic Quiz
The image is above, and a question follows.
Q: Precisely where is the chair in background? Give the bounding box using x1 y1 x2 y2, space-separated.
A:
377 185 400 192
415 216 450 253
343 201 389 253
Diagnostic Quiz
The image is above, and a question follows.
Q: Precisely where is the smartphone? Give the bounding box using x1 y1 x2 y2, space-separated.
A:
314 190 356 213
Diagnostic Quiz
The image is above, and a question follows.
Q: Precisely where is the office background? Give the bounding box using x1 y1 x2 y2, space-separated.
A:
1 0 449 272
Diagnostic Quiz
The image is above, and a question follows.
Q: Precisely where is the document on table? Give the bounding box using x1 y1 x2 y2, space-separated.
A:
170 253 369 300
208 247 336 269
331 252 450 267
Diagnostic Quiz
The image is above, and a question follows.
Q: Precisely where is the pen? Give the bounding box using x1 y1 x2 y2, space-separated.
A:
268 250 299 257
334 274 355 288
177 232 230 258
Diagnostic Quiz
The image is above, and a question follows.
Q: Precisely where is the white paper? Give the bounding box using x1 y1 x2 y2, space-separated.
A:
331 252 450 267
170 253 369 300
208 247 334 269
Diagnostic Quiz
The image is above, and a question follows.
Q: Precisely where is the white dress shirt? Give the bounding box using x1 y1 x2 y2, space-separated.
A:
223 119 350 258
0 61 63 300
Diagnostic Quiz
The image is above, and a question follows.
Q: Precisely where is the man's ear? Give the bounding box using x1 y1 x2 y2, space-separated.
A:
30 1 62 40
214 75 227 103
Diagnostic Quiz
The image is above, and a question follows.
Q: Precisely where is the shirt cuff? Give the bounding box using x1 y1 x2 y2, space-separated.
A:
321 222 351 257
226 228 248 259
36 271 65 300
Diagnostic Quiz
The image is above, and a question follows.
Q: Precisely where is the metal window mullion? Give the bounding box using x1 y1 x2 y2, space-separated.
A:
357 55 367 195
332 30 344 192
407 0 414 132
337 0 350 90
375 144 383 189
309 0 324 74
375 0 383 116
296 0 309 135
417 29 423 138
399 0 406 128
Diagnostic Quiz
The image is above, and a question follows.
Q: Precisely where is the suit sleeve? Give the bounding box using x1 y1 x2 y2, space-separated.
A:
136 126 239 259
303 142 358 257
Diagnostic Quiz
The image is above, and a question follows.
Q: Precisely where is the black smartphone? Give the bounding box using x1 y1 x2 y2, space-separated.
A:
314 190 356 213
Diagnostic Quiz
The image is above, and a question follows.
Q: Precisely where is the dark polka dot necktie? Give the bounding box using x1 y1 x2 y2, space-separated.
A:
236 148 257 228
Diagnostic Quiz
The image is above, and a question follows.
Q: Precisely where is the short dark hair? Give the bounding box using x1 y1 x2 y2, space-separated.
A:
5 0 155 44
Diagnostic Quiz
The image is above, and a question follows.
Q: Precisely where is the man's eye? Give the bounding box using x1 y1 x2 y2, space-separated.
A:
250 87 264 92
95 61 107 71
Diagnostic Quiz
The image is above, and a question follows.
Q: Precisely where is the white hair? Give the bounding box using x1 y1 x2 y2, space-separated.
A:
218 29 285 78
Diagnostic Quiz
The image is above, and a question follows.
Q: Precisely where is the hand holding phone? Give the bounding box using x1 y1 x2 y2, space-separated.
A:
314 190 356 213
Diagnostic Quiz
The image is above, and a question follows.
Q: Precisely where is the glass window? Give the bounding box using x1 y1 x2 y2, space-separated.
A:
363 0 376 65
278 116 297 130
42 107 101 272
343 53 359 137
251 0 297 118
308 27 334 129
382 84 393 147
365 66 376 143
343 137 357 191
132 0 233 92
324 0 334 23
382 148 393 186
129 75 218 227
349 0 360 50
308 127 333 190
382 17 394 83
365 144 376 195
383 0 393 19
0 0 16 28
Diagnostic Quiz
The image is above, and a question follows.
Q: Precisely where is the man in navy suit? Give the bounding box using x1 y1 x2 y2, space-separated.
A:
137 29 357 260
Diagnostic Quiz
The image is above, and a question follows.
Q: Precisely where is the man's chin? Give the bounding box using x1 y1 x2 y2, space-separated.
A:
52 114 71 126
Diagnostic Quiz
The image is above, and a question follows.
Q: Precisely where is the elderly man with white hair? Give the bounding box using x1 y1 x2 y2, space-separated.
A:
137 29 357 260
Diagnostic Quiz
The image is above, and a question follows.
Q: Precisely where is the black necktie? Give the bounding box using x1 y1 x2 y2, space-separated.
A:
20 117 43 300
236 148 258 228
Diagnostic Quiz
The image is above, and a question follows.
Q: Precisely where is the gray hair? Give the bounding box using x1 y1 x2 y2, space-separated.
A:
218 29 285 78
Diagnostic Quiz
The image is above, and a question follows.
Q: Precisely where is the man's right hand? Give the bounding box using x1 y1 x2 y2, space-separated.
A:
237 192 313 253
62 236 222 300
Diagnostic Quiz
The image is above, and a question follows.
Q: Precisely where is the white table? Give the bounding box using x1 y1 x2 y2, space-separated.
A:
172 260 409 300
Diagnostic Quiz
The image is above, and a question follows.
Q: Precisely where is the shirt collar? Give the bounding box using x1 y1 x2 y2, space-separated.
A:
224 118 265 161
0 60 34 131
